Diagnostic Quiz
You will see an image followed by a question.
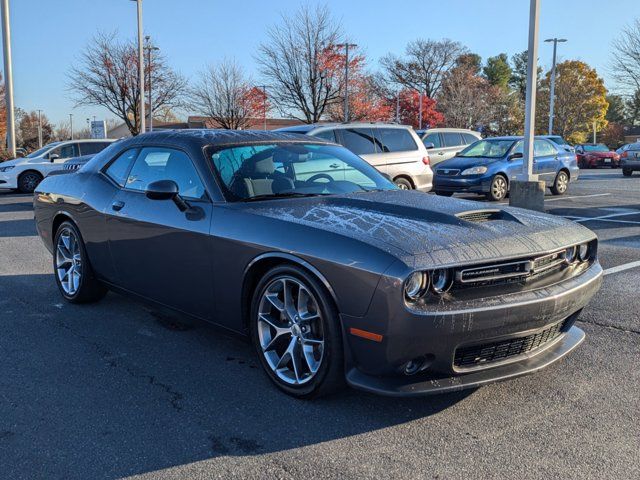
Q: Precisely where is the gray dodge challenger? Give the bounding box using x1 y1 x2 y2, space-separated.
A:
33 130 603 398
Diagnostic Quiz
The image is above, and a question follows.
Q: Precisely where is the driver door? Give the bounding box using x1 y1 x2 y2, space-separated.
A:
48 142 80 164
105 146 215 320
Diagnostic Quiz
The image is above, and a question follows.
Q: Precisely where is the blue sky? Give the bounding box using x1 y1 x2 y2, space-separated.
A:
4 0 639 127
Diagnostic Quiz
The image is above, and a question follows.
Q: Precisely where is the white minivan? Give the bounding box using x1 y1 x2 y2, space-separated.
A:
416 128 482 167
276 123 433 191
0 139 114 193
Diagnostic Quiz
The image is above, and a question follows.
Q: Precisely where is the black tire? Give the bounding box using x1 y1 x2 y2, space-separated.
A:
550 170 569 196
250 264 344 399
623 168 633 177
18 171 43 193
486 174 508 201
434 190 454 197
394 177 413 190
53 221 108 303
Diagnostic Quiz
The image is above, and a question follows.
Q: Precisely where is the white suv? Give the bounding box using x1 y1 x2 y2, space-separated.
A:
0 139 114 193
276 123 433 191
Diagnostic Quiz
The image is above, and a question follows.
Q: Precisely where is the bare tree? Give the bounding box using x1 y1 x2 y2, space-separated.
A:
188 59 261 130
437 66 494 129
380 39 467 98
610 19 640 94
68 33 186 136
256 5 343 123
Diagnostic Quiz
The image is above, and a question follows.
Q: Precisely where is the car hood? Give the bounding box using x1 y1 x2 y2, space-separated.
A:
0 158 23 167
434 156 501 170
243 190 596 267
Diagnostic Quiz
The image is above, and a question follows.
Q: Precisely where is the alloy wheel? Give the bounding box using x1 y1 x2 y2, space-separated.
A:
21 173 41 192
55 228 83 296
491 176 507 200
556 172 568 194
257 277 325 385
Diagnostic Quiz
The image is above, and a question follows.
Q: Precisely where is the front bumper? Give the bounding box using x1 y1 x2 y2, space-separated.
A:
341 261 602 396
0 172 17 189
621 158 640 171
433 175 489 194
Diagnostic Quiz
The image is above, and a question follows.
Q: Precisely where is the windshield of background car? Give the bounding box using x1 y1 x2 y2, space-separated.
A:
583 144 609 152
457 139 516 159
209 143 396 201
26 143 60 158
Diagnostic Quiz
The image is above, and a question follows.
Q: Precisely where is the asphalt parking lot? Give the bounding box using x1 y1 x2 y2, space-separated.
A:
1 169 639 480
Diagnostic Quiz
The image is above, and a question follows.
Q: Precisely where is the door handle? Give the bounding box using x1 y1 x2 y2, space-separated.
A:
437 152 444 155
111 201 125 212
329 163 340 168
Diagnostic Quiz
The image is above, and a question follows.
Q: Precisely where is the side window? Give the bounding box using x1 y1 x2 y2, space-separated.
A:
534 139 556 157
511 141 524 155
126 147 206 199
313 129 336 142
104 149 138 187
443 132 464 147
372 128 418 152
52 143 79 159
339 128 377 155
462 133 479 145
80 142 111 155
423 132 442 148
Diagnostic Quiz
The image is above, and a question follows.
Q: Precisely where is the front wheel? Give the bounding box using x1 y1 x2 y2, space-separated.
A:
250 265 344 398
394 177 413 190
53 221 107 303
18 171 43 193
550 170 569 196
486 175 508 201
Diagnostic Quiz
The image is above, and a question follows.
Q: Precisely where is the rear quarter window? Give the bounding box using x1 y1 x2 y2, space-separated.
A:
462 133 479 145
372 128 418 153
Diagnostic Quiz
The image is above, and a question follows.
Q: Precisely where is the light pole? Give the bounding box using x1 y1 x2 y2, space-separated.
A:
69 113 73 140
86 118 90 138
336 42 357 122
37 109 43 148
544 37 567 135
144 36 159 132
1 0 16 157
131 0 146 134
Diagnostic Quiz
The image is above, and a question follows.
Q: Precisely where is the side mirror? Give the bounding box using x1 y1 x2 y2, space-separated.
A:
423 142 435 150
145 179 189 211
508 152 523 160
49 153 60 162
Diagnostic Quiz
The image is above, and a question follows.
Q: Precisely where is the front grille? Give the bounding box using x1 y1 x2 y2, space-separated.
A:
436 168 460 176
454 320 566 369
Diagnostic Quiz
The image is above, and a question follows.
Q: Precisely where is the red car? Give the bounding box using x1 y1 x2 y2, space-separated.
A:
575 143 620 168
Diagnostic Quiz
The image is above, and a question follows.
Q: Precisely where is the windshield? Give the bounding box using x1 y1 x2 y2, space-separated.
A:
210 143 396 201
457 139 516 159
583 144 609 152
26 142 60 158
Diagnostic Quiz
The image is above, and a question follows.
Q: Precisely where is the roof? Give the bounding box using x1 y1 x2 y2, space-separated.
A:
125 129 334 147
276 122 413 132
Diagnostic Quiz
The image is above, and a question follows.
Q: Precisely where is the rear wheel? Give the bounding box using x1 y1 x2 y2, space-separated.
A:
18 171 43 193
394 177 413 190
550 170 569 196
486 174 508 201
623 168 633 177
53 221 107 303
250 265 344 398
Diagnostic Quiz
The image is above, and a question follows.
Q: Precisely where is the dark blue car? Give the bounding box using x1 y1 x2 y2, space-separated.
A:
433 136 579 201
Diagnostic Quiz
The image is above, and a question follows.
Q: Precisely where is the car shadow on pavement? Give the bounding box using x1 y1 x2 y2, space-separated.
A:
0 200 33 214
0 273 475 479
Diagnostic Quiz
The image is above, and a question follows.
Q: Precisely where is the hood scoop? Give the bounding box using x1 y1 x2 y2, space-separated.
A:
456 209 519 223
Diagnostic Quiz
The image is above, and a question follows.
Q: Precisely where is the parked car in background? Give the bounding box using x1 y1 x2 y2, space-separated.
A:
540 135 574 153
575 143 620 169
0 139 115 192
33 129 602 398
416 128 482 166
276 123 433 191
433 136 578 201
621 143 640 176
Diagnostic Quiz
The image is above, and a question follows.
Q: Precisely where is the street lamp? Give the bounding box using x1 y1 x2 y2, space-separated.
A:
130 0 146 134
336 42 357 123
1 0 16 157
544 37 567 135
144 36 159 132
69 113 74 140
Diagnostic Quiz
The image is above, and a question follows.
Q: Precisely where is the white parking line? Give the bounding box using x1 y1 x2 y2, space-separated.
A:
497 193 612 205
569 211 640 223
604 260 640 276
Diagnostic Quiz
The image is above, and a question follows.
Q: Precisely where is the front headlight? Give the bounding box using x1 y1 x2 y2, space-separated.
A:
0 165 15 172
404 271 429 301
460 166 488 175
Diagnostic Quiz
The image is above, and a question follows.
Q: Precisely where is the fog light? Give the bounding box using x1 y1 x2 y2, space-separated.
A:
403 359 422 375
404 271 428 300
564 246 577 264
577 243 590 262
431 268 453 294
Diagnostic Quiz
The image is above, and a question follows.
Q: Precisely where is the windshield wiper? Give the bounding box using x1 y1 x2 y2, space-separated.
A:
241 192 332 202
